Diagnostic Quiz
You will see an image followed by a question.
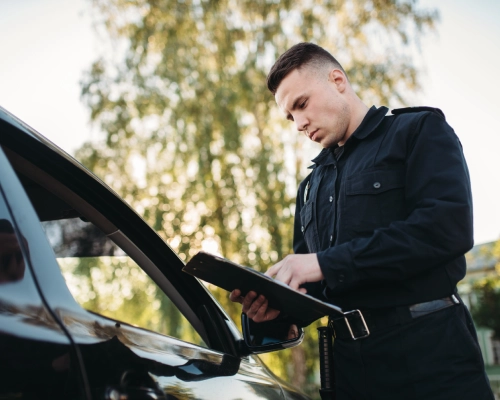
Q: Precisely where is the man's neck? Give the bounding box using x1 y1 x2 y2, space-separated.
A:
340 100 370 146
350 100 370 135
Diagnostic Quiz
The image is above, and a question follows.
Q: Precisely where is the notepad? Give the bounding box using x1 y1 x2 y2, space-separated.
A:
183 251 343 323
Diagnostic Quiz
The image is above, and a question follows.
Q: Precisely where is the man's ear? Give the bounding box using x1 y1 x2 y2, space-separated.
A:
328 69 347 92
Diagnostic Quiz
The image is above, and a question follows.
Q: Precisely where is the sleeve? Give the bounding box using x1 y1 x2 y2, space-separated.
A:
317 112 474 293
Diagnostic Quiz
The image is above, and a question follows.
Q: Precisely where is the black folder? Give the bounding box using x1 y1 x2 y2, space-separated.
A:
183 251 343 322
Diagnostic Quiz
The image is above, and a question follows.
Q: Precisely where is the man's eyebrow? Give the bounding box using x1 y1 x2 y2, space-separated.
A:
291 95 305 111
285 95 306 121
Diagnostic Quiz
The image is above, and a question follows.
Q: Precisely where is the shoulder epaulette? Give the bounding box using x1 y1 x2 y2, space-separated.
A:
391 106 445 120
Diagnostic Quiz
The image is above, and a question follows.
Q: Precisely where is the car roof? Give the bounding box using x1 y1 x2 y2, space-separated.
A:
0 105 125 201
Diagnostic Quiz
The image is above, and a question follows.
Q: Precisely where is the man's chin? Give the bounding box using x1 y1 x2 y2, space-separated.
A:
318 138 336 148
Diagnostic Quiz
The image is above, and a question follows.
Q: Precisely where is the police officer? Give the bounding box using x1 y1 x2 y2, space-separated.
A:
230 42 494 399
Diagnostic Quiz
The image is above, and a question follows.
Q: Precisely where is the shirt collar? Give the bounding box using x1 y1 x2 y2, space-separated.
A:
351 105 388 140
309 105 388 167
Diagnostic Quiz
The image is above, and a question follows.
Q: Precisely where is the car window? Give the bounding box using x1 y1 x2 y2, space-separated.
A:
41 217 206 347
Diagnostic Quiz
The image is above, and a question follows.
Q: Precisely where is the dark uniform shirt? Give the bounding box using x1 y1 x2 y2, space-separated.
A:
294 106 473 311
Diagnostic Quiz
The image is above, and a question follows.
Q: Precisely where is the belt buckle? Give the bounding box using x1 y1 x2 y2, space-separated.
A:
343 309 370 340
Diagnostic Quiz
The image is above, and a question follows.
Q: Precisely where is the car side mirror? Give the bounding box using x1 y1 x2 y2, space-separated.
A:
240 313 304 354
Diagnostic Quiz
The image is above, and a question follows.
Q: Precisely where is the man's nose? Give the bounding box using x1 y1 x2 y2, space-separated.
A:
295 117 308 133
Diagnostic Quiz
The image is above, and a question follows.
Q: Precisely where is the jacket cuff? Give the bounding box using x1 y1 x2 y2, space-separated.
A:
317 244 359 292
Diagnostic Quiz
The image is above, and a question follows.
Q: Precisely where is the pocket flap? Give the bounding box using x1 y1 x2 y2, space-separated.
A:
346 168 405 195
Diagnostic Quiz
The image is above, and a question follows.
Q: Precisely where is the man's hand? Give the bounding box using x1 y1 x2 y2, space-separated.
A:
229 253 323 323
266 253 323 292
229 289 280 323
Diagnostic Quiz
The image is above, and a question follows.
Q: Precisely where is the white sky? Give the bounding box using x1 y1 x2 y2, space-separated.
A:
1 0 499 245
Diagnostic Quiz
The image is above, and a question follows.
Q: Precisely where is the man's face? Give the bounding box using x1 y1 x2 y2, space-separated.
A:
275 66 351 148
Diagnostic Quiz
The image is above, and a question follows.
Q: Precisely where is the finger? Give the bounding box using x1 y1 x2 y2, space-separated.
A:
275 265 293 286
288 275 303 290
266 308 281 321
252 298 280 323
229 289 243 303
241 291 260 314
250 297 269 322
245 294 266 317
289 265 314 290
298 287 307 294
265 260 283 277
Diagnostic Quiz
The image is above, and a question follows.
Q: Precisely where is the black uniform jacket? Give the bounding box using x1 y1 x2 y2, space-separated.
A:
294 106 473 311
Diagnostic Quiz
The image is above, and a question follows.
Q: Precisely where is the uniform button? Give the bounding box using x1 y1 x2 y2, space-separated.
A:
373 182 381 189
338 273 345 283
330 235 333 242
301 226 305 233
329 196 333 202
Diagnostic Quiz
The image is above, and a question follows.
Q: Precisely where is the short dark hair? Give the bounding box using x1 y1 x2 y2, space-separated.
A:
267 42 346 95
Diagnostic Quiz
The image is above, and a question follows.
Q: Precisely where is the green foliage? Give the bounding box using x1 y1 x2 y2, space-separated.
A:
471 276 500 339
78 0 438 394
59 256 205 345
470 240 500 339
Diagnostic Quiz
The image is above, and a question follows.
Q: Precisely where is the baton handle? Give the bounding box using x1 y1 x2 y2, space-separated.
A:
318 326 335 400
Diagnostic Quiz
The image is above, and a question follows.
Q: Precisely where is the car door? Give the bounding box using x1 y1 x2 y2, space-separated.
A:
0 111 308 399
0 147 87 399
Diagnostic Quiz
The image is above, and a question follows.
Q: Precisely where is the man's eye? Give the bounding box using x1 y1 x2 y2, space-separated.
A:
299 101 306 109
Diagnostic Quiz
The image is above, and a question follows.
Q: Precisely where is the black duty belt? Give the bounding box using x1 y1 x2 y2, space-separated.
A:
329 295 460 341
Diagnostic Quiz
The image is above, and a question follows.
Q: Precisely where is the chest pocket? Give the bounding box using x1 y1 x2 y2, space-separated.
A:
344 167 406 235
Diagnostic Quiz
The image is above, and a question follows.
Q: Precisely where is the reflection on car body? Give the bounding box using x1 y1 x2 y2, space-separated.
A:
0 106 309 400
0 219 25 283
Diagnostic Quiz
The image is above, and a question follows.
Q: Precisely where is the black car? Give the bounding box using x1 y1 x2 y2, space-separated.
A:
0 106 308 400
